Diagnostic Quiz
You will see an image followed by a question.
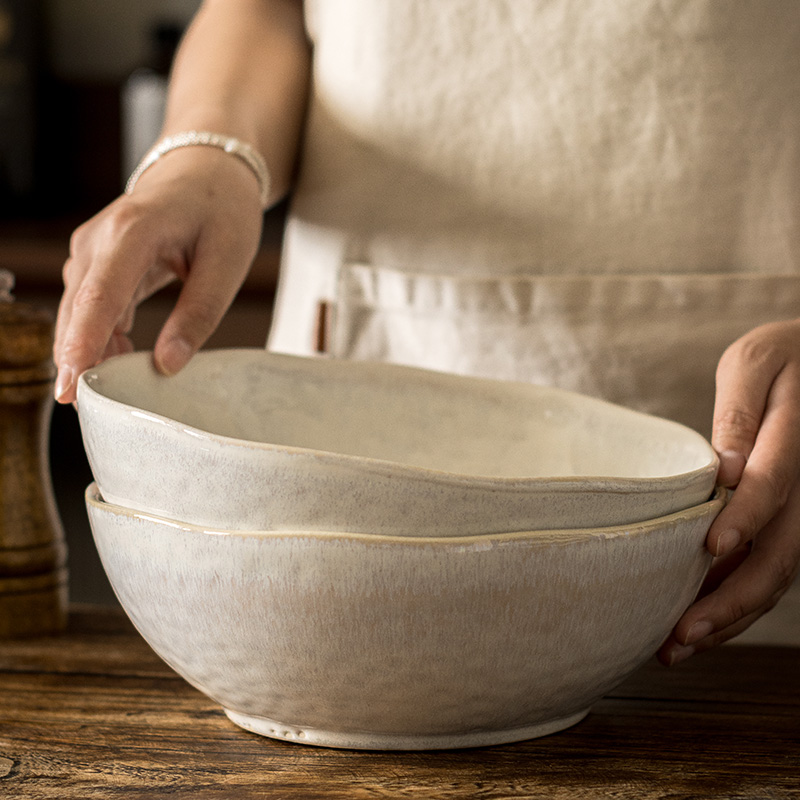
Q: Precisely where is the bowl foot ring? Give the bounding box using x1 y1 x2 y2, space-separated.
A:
223 707 590 750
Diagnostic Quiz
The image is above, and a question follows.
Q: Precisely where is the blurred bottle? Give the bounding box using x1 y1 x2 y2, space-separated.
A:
121 21 182 186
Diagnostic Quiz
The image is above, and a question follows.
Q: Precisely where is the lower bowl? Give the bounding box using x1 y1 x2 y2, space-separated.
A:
85 484 725 750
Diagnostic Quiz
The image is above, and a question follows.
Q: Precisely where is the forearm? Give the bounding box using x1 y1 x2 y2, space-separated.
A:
163 0 311 203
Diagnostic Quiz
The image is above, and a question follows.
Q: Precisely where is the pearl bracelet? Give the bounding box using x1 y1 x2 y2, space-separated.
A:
125 130 271 209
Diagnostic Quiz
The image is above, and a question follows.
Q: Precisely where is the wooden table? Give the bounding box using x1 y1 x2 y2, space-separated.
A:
0 607 798 799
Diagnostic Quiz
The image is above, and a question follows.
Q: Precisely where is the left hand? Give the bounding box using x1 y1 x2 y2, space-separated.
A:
658 319 800 666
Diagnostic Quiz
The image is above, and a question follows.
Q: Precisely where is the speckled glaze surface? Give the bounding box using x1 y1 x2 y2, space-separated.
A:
86 484 725 750
77 350 718 536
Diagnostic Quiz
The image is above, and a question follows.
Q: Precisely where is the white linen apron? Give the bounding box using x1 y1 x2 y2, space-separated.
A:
267 1 800 644
269 0 800 443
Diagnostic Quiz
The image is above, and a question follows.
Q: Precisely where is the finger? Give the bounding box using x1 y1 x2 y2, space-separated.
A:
56 260 177 405
663 486 800 663
54 254 103 404
131 261 178 307
54 255 84 370
152 230 257 375
707 363 800 556
711 333 783 488
688 603 781 654
54 218 113 368
55 241 161 403
656 541 752 665
695 541 753 600
103 331 136 361
659 605 774 666
114 264 177 342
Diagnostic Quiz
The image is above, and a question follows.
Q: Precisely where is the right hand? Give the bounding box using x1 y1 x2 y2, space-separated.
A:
53 145 265 403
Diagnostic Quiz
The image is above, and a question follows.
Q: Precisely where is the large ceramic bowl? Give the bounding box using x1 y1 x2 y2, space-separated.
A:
86 484 725 750
77 349 718 536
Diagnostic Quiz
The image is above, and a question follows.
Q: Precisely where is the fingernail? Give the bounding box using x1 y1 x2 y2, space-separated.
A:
685 620 714 646
54 365 76 401
714 528 741 557
667 644 695 667
157 338 193 376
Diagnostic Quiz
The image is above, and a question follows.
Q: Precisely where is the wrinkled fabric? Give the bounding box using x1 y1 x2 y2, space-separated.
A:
270 0 800 436
331 266 800 438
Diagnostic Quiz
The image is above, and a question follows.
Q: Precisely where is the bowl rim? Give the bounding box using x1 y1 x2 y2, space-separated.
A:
85 483 727 546
77 350 720 492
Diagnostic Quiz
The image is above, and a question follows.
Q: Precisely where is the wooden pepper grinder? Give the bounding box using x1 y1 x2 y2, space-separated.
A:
0 269 68 637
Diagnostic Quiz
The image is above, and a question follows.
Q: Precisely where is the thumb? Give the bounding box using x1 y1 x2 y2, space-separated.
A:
715 447 748 489
712 346 769 488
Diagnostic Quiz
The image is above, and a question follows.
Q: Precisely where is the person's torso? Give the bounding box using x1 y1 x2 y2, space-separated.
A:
270 0 800 436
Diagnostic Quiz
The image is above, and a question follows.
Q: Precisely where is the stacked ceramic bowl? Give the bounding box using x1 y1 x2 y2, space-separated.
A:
78 349 723 749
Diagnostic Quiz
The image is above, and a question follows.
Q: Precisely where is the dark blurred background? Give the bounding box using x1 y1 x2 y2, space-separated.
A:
0 0 285 605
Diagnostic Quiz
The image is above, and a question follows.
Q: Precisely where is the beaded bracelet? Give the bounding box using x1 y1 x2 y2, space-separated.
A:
125 130 271 209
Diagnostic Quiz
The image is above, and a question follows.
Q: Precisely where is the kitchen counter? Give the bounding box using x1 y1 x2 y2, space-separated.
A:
0 606 798 799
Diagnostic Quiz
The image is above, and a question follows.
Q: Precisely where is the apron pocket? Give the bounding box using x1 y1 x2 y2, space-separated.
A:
330 263 800 436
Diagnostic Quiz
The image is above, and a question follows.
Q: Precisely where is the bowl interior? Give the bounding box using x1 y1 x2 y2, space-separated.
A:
80 350 716 481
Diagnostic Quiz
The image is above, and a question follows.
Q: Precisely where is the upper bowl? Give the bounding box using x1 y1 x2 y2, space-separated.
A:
76 349 718 535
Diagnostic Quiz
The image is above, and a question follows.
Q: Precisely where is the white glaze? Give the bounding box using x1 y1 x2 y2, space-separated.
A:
77 350 718 535
86 484 725 750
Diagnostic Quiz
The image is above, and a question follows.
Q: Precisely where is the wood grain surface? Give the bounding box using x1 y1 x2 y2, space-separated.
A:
0 606 798 799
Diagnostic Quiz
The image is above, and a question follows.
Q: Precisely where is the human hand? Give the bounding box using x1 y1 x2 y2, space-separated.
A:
53 145 265 403
659 319 800 665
